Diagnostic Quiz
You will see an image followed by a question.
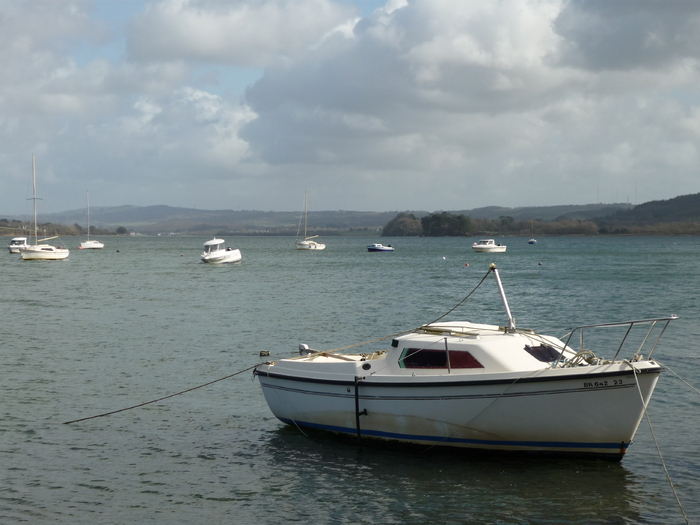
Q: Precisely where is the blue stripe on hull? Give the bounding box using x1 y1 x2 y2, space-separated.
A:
278 418 629 452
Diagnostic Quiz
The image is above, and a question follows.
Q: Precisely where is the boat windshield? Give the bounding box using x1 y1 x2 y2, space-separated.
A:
205 243 223 253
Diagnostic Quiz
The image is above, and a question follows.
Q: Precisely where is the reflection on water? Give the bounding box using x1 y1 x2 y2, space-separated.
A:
261 429 649 525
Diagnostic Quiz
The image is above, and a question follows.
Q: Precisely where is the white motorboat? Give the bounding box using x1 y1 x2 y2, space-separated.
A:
255 264 677 460
367 243 394 252
472 239 506 253
19 156 70 261
7 237 28 254
79 192 104 249
295 190 325 250
201 238 242 264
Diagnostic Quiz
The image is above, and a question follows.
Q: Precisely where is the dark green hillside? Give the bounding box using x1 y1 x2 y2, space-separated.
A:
599 193 700 225
4 198 700 236
456 203 630 221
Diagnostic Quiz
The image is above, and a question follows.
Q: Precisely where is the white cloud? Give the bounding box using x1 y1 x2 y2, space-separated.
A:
1 0 700 216
127 0 356 65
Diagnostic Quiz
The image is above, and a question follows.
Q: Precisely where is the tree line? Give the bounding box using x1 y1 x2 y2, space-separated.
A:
380 211 700 237
0 218 128 237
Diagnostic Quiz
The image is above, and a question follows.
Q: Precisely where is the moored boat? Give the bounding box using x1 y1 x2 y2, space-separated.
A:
201 238 241 264
367 243 394 252
79 192 104 249
295 190 325 250
471 239 506 253
255 264 677 460
19 156 70 261
7 237 28 254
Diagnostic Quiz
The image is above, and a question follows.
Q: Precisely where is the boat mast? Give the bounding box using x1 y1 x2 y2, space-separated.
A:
86 191 90 241
490 264 516 331
303 189 308 239
31 155 38 245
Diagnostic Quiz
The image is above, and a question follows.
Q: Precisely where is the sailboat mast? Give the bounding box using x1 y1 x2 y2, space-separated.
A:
86 191 90 241
32 155 38 244
303 189 308 239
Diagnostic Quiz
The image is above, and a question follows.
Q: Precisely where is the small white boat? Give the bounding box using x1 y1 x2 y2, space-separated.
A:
367 243 394 252
80 240 105 249
20 156 69 261
295 190 325 251
7 237 28 254
201 238 241 264
296 237 326 250
528 239 537 244
20 244 71 260
79 192 104 249
472 239 506 253
255 264 677 460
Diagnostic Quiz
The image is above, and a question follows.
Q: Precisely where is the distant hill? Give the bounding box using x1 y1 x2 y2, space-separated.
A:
27 206 409 235
2 198 695 235
26 202 629 234
454 203 631 221
596 193 700 225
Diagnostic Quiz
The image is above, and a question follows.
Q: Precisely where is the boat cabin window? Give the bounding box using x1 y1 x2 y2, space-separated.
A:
399 348 484 369
524 344 562 363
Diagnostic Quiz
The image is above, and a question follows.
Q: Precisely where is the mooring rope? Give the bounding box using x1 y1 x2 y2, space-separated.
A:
627 362 689 525
424 266 494 326
64 268 496 425
63 363 262 425
665 365 700 396
319 266 495 357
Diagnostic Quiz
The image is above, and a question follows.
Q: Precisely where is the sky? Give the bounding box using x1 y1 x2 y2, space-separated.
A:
2 0 700 216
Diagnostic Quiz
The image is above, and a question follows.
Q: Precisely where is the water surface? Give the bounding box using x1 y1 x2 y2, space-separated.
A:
2 235 699 524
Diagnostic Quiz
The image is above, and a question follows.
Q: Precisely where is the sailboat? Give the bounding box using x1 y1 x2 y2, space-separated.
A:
19 156 70 260
528 220 537 244
80 192 104 249
295 190 326 250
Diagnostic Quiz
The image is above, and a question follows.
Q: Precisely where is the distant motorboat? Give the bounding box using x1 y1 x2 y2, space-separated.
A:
471 239 506 253
80 240 105 249
528 239 537 244
367 243 394 252
201 238 241 264
7 237 28 254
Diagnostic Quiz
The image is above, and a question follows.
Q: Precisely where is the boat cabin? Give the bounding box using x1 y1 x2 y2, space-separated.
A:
203 239 226 253
7 237 28 254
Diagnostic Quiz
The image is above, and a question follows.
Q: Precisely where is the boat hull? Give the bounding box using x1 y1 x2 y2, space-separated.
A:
296 241 326 250
80 240 104 249
201 248 242 263
256 363 660 460
20 245 70 260
472 246 507 253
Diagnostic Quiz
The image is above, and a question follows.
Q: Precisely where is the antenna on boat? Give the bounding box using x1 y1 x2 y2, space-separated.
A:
490 264 516 332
